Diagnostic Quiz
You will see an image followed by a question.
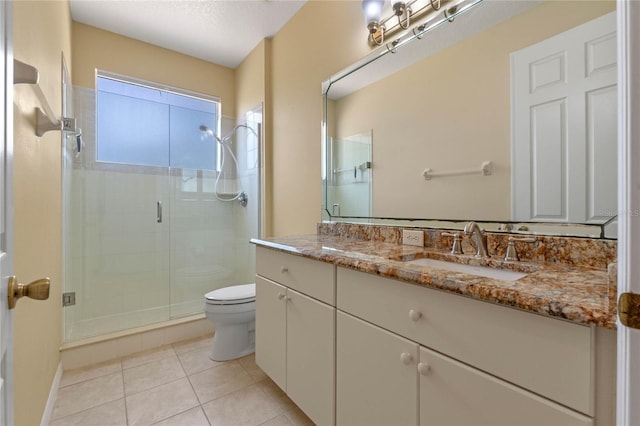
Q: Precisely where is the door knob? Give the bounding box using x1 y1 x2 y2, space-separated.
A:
8 276 50 309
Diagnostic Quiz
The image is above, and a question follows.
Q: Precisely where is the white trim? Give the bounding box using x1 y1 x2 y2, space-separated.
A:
617 0 640 424
40 362 63 426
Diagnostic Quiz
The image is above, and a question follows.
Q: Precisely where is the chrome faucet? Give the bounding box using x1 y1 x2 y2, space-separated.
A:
464 221 488 258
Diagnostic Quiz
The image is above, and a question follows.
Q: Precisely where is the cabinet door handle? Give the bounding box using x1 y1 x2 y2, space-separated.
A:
157 201 162 223
400 352 413 365
280 266 288 274
417 362 431 375
277 292 285 300
409 309 422 321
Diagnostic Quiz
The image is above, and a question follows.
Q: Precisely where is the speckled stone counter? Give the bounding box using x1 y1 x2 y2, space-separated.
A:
251 234 617 329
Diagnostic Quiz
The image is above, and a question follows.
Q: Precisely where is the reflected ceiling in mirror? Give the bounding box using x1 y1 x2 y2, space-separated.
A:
322 0 617 238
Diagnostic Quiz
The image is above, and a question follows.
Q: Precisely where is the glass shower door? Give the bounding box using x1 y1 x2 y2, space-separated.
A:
63 85 173 341
65 163 172 340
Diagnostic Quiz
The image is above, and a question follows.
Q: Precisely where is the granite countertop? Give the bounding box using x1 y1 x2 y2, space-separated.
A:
251 234 617 329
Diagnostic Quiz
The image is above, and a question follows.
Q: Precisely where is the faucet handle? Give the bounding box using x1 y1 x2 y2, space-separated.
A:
504 237 536 262
441 232 463 255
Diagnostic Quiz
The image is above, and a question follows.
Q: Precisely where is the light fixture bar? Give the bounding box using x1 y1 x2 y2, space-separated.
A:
369 0 451 45
382 0 483 50
369 0 480 47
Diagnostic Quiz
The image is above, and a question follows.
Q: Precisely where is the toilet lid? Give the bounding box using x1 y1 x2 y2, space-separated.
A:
205 283 255 304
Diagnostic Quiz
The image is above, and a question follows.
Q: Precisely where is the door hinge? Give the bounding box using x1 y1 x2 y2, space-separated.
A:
618 292 640 329
62 292 76 307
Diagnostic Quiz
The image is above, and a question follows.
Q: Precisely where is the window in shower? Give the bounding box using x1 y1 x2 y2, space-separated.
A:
96 73 220 170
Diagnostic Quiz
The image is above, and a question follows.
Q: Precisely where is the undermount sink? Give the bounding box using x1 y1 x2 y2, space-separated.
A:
406 257 528 281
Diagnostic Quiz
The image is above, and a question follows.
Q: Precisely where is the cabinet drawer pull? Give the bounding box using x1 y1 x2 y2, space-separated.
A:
417 362 431 375
409 309 422 321
400 352 413 365
280 266 289 274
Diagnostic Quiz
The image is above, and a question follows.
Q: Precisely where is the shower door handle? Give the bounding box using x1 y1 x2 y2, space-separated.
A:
157 201 162 223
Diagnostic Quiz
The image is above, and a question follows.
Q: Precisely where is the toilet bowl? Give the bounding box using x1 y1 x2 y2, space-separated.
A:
204 283 256 361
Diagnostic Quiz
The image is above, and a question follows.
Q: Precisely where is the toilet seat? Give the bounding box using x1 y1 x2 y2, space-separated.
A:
205 283 255 305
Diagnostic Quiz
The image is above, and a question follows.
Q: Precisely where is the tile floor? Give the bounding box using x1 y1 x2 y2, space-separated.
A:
50 336 314 426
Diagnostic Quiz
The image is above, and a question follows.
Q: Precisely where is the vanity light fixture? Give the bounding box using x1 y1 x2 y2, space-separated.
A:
362 0 479 47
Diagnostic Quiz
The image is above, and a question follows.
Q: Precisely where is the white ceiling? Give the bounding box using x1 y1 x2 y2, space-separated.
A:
69 0 308 69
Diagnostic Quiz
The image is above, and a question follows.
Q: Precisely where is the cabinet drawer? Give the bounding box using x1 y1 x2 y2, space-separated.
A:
256 247 335 305
337 267 594 415
419 347 592 426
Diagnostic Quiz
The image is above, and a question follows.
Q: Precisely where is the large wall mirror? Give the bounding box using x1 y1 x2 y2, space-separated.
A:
323 0 617 238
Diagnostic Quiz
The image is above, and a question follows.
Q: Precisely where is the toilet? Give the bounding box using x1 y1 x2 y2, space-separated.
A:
204 283 256 361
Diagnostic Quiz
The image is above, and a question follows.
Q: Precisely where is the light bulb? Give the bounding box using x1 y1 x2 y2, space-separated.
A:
362 0 386 27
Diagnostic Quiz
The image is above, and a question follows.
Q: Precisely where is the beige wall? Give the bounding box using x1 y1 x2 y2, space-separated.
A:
72 22 236 116
13 1 72 425
235 39 267 117
331 1 615 220
269 0 614 234
235 39 271 236
270 0 369 236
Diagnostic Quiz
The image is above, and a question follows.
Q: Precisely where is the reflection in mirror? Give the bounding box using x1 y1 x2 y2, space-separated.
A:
327 131 372 217
323 0 617 238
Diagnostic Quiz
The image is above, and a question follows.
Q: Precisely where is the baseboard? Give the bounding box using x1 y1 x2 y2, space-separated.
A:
40 361 63 426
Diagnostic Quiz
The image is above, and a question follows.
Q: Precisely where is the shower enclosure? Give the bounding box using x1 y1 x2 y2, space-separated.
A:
62 82 261 342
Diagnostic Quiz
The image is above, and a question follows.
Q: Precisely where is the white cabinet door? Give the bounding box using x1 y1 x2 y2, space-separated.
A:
286 289 335 425
336 311 418 426
255 276 287 390
419 347 592 426
512 12 617 223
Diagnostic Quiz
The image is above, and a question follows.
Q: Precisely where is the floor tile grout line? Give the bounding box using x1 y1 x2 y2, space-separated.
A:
121 346 178 371
58 359 123 389
122 364 129 426
147 404 205 426
123 369 189 400
54 352 313 426
199 381 278 425
124 376 200 426
51 370 127 421
180 370 213 425
48 397 127 425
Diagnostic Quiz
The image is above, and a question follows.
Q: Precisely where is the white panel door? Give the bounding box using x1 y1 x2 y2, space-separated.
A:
512 12 617 223
0 1 13 424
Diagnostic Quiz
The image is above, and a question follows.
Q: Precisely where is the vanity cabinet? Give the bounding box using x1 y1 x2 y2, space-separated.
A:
337 266 606 426
337 310 592 426
255 247 335 425
255 246 615 426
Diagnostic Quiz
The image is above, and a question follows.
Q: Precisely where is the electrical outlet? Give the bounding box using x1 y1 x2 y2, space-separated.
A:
402 229 424 247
